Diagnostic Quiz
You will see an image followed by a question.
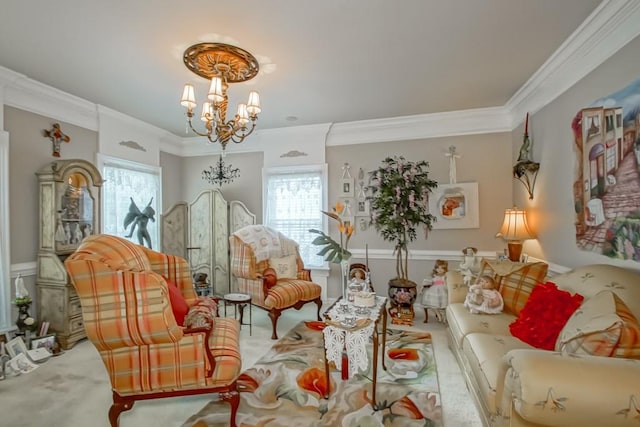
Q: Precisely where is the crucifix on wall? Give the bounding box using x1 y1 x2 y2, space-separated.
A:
445 145 461 184
43 123 71 157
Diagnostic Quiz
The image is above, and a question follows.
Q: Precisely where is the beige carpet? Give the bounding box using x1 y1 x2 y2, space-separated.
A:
0 303 481 426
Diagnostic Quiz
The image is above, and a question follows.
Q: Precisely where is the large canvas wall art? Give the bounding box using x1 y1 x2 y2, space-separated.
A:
572 77 640 261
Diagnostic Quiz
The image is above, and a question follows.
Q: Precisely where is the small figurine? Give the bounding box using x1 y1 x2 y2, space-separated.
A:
14 274 29 301
421 259 448 323
464 275 504 314
73 223 83 244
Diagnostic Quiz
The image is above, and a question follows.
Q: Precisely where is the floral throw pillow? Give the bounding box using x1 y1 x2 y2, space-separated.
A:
269 254 297 279
184 298 218 329
509 281 584 350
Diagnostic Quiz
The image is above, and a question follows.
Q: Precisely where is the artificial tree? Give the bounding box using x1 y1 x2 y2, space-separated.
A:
367 156 438 285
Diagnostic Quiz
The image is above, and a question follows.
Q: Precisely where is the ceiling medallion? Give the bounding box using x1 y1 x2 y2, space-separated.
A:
180 43 261 151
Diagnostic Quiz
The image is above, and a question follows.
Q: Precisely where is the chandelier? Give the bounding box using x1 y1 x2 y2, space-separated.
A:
202 156 240 186
180 43 261 151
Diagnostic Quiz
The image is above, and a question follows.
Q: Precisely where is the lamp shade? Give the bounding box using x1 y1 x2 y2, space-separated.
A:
496 208 536 242
180 83 196 110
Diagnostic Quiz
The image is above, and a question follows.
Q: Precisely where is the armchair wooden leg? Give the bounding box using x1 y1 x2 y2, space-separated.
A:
109 393 134 427
314 297 322 320
221 389 240 427
268 309 282 340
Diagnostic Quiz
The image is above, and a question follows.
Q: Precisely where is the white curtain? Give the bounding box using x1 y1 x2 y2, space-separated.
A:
101 156 161 250
265 168 324 267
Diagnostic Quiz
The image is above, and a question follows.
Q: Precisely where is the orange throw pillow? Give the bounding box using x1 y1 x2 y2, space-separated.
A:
263 267 278 289
166 280 189 326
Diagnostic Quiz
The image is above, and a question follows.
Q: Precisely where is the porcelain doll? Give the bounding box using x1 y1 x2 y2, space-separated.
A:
464 275 504 314
421 259 448 322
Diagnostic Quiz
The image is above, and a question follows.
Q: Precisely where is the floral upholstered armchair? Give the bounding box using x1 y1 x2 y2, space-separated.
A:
229 225 323 339
65 234 242 427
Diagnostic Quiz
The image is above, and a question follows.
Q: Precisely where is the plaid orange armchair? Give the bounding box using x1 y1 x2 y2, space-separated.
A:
65 234 242 427
230 226 322 339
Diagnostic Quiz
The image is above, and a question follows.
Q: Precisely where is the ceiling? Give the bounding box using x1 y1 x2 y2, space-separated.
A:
0 1 603 138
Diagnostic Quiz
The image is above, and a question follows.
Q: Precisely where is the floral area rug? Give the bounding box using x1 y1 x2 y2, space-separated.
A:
182 321 443 427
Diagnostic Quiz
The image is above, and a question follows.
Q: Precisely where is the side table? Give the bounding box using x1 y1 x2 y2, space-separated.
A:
223 293 252 335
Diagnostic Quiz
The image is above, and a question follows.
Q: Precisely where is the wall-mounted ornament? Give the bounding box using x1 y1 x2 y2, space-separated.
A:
513 113 540 200
280 150 308 158
119 140 147 152
445 145 461 184
43 123 70 157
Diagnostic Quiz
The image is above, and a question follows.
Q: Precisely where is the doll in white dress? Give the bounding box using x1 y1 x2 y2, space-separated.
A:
464 275 504 314
421 260 448 322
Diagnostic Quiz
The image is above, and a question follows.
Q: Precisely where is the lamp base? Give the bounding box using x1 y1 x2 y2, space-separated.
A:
507 242 523 263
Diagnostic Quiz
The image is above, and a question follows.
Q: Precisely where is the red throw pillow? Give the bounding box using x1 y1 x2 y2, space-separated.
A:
166 280 189 326
263 267 278 289
509 281 584 350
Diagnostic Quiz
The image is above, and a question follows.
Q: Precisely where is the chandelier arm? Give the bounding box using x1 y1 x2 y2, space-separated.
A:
230 121 257 144
186 116 223 143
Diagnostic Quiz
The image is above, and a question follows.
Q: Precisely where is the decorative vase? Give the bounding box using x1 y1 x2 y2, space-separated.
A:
15 301 35 335
340 259 350 301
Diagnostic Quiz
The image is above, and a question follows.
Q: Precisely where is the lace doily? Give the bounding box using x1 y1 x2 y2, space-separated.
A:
322 296 385 378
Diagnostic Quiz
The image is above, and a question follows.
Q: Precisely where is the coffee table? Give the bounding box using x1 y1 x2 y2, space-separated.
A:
223 293 252 335
321 296 387 406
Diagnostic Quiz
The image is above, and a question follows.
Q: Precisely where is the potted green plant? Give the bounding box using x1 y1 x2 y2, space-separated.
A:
367 156 437 317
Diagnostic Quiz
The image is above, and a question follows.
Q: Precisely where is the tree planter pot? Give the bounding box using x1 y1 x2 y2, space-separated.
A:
387 278 417 325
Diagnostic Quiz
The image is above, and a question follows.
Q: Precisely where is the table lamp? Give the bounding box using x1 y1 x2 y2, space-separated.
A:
495 207 536 262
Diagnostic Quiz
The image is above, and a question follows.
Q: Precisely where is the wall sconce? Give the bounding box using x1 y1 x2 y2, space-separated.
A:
495 207 536 262
513 113 540 200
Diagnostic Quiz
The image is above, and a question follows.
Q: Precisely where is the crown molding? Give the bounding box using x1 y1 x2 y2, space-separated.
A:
326 106 511 146
506 0 640 127
0 66 98 131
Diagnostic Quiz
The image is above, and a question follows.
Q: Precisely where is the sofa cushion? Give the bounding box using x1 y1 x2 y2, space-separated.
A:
509 282 583 350
446 303 516 348
556 290 640 358
462 332 533 414
269 254 298 279
498 262 548 315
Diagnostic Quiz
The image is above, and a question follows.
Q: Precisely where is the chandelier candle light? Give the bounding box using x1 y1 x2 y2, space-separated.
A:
180 43 261 151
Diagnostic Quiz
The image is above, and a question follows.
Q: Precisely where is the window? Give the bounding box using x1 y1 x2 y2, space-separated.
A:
264 165 327 268
98 155 161 250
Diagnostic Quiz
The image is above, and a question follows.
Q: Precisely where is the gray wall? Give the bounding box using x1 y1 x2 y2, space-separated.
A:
5 107 98 263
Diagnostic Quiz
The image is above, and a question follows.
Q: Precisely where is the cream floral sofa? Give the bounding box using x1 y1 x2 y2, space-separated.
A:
445 262 640 427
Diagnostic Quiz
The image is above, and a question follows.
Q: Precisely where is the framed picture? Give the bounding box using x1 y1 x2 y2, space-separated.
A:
355 199 370 216
31 334 56 352
340 178 354 197
6 337 28 359
429 182 480 229
339 198 355 217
